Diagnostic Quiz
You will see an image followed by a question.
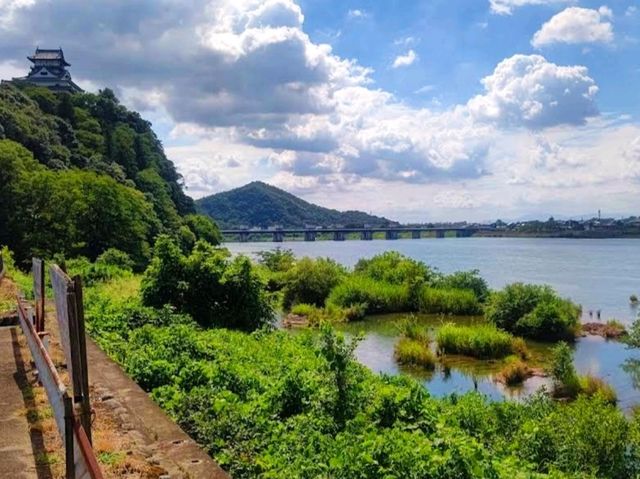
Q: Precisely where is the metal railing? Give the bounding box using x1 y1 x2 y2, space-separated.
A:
15 259 103 479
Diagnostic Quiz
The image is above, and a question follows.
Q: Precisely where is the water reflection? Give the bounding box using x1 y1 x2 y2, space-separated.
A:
337 313 640 410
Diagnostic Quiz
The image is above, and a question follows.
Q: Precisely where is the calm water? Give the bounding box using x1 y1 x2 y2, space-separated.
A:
228 237 640 322
227 238 640 408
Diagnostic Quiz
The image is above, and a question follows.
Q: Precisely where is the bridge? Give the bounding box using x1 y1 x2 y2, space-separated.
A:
220 226 495 242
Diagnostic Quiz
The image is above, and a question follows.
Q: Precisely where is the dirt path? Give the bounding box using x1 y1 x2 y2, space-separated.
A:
0 326 43 479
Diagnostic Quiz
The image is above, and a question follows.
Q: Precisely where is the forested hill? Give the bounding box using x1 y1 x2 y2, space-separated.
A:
197 181 394 228
0 83 219 267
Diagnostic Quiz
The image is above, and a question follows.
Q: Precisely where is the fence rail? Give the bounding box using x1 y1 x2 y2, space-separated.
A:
16 263 103 479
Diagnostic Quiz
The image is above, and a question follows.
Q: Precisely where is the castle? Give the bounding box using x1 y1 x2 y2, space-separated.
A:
12 48 83 93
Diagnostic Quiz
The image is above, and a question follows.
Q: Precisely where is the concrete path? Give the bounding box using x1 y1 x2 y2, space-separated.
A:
0 326 44 479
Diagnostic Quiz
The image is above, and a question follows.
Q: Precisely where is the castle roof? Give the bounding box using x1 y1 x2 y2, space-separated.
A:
28 48 70 66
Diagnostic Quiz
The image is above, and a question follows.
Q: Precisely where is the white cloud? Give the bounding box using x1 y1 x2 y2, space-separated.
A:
532 6 614 47
467 54 598 128
625 6 637 17
414 84 435 94
347 9 367 19
392 49 417 68
0 0 35 27
1 0 637 220
489 0 573 15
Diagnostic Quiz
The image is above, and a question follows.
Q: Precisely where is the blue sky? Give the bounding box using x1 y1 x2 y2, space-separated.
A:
0 0 638 222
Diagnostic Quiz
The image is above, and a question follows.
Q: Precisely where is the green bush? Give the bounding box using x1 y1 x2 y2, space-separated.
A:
141 235 273 330
549 341 580 398
354 251 439 285
327 275 411 314
485 283 580 340
436 323 515 359
436 269 490 302
394 338 436 369
418 287 482 315
282 257 346 310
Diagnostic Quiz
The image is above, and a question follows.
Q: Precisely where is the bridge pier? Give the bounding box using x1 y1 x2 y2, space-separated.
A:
333 231 346 241
304 231 316 242
435 230 446 239
361 230 373 241
273 231 284 242
385 230 399 240
239 232 250 243
411 230 421 239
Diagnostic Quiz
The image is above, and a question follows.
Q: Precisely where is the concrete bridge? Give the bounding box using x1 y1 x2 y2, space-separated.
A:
221 226 494 243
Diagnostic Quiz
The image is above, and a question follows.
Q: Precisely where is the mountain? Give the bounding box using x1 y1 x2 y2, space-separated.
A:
197 181 395 229
0 82 219 266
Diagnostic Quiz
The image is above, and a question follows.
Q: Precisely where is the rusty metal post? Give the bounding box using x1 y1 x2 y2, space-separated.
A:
64 395 75 479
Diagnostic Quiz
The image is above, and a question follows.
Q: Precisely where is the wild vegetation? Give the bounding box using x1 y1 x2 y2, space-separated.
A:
435 323 521 359
67 255 640 478
549 342 617 404
485 282 581 340
0 83 218 267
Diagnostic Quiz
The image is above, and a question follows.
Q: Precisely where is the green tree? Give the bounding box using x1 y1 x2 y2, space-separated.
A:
282 257 346 309
141 236 273 330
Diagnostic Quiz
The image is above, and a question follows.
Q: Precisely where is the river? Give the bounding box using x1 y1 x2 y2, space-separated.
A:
227 237 640 409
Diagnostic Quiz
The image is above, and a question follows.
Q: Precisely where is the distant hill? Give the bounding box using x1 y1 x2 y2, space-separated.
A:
197 181 395 228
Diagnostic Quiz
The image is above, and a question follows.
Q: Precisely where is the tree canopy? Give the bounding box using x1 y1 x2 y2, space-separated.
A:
0 83 220 266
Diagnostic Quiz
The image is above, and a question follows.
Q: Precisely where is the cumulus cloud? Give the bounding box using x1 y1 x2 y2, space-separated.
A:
532 6 614 47
489 0 573 15
392 49 417 68
1 0 635 220
467 54 598 128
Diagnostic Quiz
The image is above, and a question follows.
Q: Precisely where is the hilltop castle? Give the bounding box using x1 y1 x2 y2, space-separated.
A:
12 48 83 93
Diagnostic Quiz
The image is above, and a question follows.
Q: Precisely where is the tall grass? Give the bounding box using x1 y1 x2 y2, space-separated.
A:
418 287 481 316
394 338 436 369
436 323 515 359
395 315 430 344
327 276 411 314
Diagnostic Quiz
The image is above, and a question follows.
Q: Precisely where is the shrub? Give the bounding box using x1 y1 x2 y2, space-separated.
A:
418 287 482 315
549 342 580 398
436 323 515 359
631 294 639 304
485 283 580 340
394 338 436 370
498 360 530 386
327 276 411 314
141 236 273 330
256 247 295 272
282 257 346 310
354 251 439 285
436 270 490 302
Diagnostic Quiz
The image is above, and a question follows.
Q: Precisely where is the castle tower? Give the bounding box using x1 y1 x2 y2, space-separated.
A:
14 48 83 93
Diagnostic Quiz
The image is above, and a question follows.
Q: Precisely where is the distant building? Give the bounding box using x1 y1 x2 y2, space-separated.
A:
12 48 83 93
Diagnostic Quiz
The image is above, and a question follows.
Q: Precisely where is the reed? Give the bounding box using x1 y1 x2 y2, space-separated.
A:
394 338 436 369
436 323 515 359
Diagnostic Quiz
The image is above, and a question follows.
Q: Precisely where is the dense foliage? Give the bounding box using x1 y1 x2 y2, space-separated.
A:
0 83 219 266
281 257 346 309
141 235 273 330
80 268 640 479
196 180 393 228
485 283 580 340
